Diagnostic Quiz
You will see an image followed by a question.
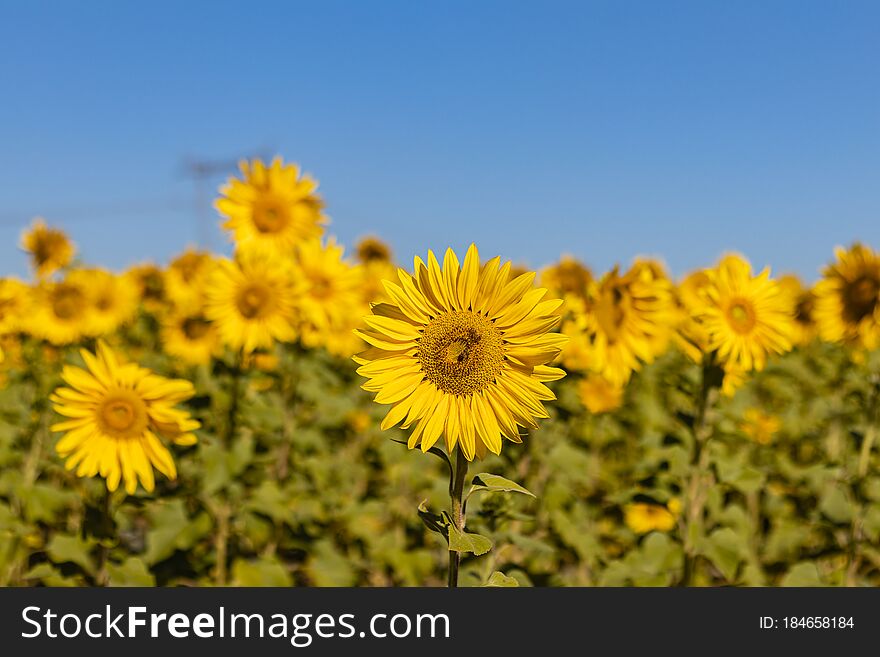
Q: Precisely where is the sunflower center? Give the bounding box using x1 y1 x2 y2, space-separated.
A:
51 285 85 320
253 199 289 234
236 282 274 319
33 234 65 267
97 390 148 439
182 316 212 340
843 275 879 322
726 299 756 334
418 310 505 396
310 275 333 299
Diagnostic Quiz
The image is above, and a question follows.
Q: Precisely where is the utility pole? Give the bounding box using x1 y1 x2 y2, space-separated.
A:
182 148 272 250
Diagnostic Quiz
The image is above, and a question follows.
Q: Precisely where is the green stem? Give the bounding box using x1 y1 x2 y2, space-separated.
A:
447 449 469 588
858 423 876 479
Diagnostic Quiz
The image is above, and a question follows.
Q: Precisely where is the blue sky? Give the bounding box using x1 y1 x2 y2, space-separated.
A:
1 0 878 280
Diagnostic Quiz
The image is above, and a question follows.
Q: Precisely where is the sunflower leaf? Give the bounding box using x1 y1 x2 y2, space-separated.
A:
484 571 519 587
469 473 536 499
447 524 493 556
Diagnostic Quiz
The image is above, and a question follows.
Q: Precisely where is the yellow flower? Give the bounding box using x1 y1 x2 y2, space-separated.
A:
160 312 221 365
540 255 592 301
577 374 624 414
778 274 817 346
355 244 567 461
292 238 365 354
740 408 780 445
696 254 793 372
813 243 880 350
720 361 747 398
71 269 139 336
20 218 76 278
0 278 31 335
24 276 94 345
216 157 326 255
204 250 297 353
164 249 216 314
50 342 199 494
127 263 167 313
357 236 397 305
561 262 675 385
624 502 678 534
355 236 393 265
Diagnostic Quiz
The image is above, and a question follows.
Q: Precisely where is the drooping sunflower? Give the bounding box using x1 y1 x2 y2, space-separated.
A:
70 269 139 336
696 254 794 372
354 244 567 461
292 238 365 355
24 276 94 345
204 249 297 353
561 262 675 386
20 218 76 278
813 243 880 350
160 311 221 365
216 157 326 254
164 249 216 314
50 341 199 494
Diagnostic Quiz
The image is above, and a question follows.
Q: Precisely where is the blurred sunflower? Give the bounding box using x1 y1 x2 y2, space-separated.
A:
50 342 199 494
562 262 675 385
696 254 793 372
127 263 167 313
25 277 94 345
624 501 678 534
779 274 817 346
355 236 393 264
814 243 880 350
293 238 365 353
205 250 297 353
577 373 624 414
160 312 221 365
164 249 215 314
0 278 30 335
355 244 567 460
20 218 76 278
356 236 397 305
216 157 326 254
674 269 713 362
71 269 139 336
540 255 592 312
740 408 780 445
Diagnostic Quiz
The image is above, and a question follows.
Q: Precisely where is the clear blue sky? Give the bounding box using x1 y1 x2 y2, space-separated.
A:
1 0 878 280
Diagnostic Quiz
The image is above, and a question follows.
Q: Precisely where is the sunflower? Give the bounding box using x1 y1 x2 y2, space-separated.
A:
577 374 624 414
740 408 780 445
20 218 76 278
354 244 567 461
24 276 94 345
50 342 199 494
70 269 139 336
814 243 880 350
292 238 365 354
540 255 592 314
561 262 675 385
778 274 817 346
624 501 679 534
127 263 167 313
696 254 794 372
216 157 326 254
204 249 297 353
355 236 393 264
164 249 215 314
0 278 30 335
160 311 221 365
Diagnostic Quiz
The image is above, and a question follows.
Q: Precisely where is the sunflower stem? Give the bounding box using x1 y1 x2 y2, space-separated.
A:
447 448 468 588
96 488 112 586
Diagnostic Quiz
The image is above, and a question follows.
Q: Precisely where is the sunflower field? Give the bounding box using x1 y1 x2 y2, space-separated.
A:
2 156 880 588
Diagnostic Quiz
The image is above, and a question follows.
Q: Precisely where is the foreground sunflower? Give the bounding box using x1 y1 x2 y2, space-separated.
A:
355 244 567 461
20 218 76 278
696 254 794 371
216 157 326 255
813 243 880 350
50 342 199 494
204 249 297 353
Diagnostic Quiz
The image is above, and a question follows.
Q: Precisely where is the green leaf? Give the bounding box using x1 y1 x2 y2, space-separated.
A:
46 534 95 575
107 557 156 587
22 563 80 587
780 562 824 587
232 556 292 586
469 473 536 498
447 524 493 556
485 571 519 587
417 500 452 538
819 487 853 524
701 527 747 582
